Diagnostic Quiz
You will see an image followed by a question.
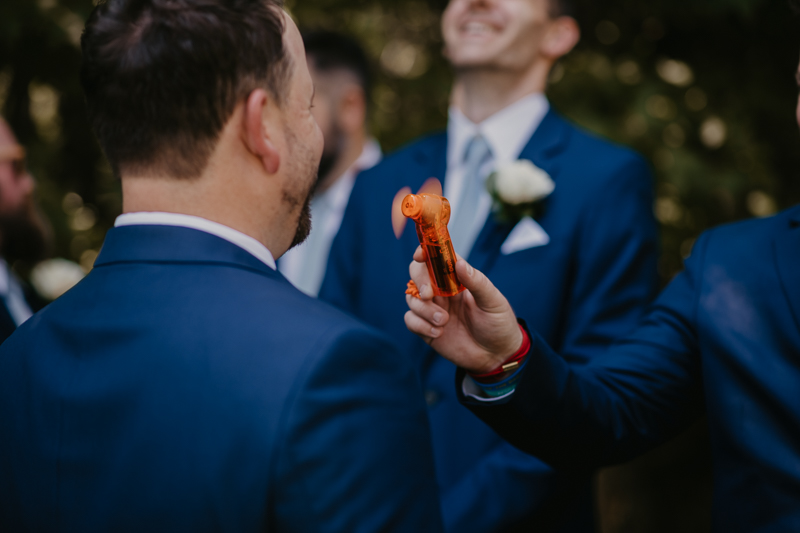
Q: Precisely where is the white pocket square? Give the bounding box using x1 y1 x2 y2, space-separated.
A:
500 217 550 255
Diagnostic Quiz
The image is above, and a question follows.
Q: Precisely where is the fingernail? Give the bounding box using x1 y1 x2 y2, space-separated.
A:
466 263 474 277
433 312 443 325
430 327 441 338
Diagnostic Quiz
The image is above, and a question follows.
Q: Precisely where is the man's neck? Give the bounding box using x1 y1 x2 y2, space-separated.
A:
456 63 551 124
315 129 366 195
121 174 292 259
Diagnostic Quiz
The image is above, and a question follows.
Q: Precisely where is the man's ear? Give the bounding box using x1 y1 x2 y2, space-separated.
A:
541 17 580 60
244 89 281 175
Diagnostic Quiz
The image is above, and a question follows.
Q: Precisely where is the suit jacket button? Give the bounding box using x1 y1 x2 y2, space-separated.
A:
425 390 439 407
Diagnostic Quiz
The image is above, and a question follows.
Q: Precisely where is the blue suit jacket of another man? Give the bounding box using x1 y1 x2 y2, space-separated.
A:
320 109 659 532
460 205 800 533
0 225 444 533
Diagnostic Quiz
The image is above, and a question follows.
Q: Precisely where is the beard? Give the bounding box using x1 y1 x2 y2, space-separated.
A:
0 199 51 265
289 195 312 249
313 121 344 194
283 128 320 251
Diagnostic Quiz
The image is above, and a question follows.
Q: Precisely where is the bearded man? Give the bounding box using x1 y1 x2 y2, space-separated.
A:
0 118 50 344
0 1 443 531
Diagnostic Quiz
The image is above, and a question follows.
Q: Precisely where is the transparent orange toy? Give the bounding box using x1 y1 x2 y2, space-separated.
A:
400 191 465 298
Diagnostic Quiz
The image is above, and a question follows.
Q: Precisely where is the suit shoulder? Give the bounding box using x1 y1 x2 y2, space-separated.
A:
562 117 645 162
248 278 391 345
700 207 797 252
555 115 650 182
356 131 446 183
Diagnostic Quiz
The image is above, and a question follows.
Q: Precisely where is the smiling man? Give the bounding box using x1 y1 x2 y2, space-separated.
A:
402 55 800 533
320 0 659 531
0 1 443 531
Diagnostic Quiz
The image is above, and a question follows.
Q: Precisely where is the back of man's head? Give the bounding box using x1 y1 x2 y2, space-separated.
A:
302 31 372 111
81 0 289 180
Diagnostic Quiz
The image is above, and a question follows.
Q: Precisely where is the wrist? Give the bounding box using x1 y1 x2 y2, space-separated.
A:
467 324 531 398
469 324 530 380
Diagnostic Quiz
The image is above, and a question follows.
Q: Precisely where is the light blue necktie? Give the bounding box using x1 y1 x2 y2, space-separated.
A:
450 134 492 259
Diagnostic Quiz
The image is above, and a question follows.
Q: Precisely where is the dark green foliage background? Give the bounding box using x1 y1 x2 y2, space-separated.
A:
2 0 798 282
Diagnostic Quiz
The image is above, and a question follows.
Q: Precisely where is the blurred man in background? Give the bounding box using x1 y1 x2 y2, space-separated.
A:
321 0 659 531
278 31 381 296
0 117 49 343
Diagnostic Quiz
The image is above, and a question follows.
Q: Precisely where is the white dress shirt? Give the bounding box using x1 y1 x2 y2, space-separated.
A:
279 139 382 297
445 93 550 232
0 259 33 326
115 212 276 270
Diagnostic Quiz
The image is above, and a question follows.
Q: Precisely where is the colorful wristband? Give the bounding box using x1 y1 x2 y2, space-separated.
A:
469 358 529 398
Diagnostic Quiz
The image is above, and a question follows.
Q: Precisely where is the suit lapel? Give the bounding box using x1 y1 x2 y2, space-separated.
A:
773 209 800 333
467 109 571 273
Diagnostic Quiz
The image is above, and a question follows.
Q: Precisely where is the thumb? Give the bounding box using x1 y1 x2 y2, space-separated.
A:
455 257 509 312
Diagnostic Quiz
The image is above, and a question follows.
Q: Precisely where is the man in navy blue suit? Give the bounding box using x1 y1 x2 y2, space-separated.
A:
0 1 443 531
320 0 658 530
402 59 800 533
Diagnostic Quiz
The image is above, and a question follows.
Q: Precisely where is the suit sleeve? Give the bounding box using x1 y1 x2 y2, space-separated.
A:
318 170 368 314
559 154 660 364
436 154 661 530
271 326 444 533
459 232 709 471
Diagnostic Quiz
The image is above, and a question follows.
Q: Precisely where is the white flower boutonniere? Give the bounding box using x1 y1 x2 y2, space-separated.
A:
486 159 555 223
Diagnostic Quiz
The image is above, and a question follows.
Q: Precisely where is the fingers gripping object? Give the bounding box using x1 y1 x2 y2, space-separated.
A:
402 193 466 298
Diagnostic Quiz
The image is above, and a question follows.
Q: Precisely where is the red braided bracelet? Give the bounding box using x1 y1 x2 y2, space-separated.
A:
468 325 531 381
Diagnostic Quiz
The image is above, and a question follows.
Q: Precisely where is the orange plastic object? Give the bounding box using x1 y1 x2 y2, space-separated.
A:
406 280 421 299
402 193 465 298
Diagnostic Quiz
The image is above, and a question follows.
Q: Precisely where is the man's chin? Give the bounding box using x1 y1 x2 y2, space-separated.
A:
448 45 504 68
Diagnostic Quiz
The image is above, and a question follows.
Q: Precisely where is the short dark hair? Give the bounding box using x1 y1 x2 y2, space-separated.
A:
302 31 372 109
81 0 288 179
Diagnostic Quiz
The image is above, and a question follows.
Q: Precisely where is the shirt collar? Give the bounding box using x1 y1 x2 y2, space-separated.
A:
114 212 276 270
448 93 550 168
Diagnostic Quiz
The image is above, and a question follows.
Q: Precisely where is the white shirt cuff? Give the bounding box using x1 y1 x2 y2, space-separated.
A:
461 374 517 403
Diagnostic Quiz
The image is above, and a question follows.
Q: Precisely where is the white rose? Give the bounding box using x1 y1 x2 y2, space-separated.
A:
30 258 86 301
493 160 555 205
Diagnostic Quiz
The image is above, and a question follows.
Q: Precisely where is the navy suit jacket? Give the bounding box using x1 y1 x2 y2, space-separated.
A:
460 206 800 532
0 225 443 532
320 109 659 532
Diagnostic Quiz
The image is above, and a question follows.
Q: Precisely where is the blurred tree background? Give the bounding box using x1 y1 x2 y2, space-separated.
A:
2 0 799 530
